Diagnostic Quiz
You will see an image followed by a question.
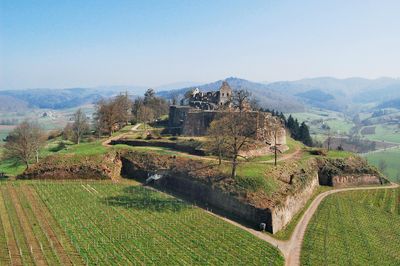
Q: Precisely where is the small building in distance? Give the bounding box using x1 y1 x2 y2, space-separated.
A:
168 81 286 146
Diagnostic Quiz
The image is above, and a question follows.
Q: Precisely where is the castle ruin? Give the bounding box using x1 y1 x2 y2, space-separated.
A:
169 82 286 146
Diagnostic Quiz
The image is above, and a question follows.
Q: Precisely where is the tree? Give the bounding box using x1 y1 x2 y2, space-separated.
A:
298 122 313 146
206 120 227 165
249 97 260 111
62 123 74 140
132 90 169 122
137 105 154 130
93 99 118 136
270 123 282 167
3 120 46 169
144 88 156 103
31 124 47 163
232 89 251 112
72 109 89 144
211 112 256 178
114 92 132 125
93 96 132 136
326 130 333 151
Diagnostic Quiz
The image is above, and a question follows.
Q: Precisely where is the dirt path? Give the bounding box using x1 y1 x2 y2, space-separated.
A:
102 123 142 147
105 124 301 165
23 186 77 266
259 146 302 164
8 186 48 266
209 183 399 266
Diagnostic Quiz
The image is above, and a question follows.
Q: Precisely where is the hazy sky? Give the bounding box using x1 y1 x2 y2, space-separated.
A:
1 0 399 89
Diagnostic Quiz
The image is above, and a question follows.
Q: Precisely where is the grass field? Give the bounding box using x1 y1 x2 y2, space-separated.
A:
301 188 400 265
366 148 400 182
0 138 109 177
289 108 355 142
362 123 400 144
0 181 284 265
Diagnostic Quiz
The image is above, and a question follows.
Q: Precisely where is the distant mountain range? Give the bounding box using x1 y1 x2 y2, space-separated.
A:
157 77 305 112
1 77 400 113
158 77 400 113
0 86 147 110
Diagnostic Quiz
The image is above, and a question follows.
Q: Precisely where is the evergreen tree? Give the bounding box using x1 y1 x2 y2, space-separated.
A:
299 122 313 146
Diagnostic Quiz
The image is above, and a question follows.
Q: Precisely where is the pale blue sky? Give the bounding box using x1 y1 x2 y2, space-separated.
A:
1 0 399 89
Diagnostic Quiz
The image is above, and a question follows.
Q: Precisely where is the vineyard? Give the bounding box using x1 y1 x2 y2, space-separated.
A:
301 188 400 265
0 181 284 265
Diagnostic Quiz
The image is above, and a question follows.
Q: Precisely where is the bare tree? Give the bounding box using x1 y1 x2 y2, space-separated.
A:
94 98 128 136
4 120 46 169
114 92 132 125
32 124 46 163
137 105 154 130
211 112 256 178
72 109 89 144
206 120 227 165
270 123 282 167
232 89 251 112
326 130 332 151
62 123 74 140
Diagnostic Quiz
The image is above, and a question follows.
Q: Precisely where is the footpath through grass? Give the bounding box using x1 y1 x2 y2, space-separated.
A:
301 188 400 266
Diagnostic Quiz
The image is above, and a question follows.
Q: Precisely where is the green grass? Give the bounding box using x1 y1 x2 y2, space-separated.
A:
301 188 400 265
0 132 8 144
0 139 108 177
58 141 107 156
251 136 302 162
289 109 354 137
365 148 400 182
362 123 400 144
324 118 354 135
217 161 279 195
0 157 26 177
325 149 353 159
31 181 284 265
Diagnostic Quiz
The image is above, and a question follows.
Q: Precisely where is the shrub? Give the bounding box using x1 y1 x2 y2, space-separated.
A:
309 149 327 156
47 130 62 140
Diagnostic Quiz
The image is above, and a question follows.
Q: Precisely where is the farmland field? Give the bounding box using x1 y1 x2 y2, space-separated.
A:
361 123 400 144
366 148 400 182
301 188 400 266
289 109 355 142
0 181 284 265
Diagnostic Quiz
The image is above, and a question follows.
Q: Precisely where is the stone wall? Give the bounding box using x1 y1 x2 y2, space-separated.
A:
272 172 319 233
168 106 192 133
182 111 218 136
18 152 122 180
155 174 274 232
120 152 387 234
332 174 382 187
168 105 287 146
317 157 386 187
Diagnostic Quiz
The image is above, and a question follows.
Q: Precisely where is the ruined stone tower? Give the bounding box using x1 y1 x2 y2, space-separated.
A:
218 81 232 106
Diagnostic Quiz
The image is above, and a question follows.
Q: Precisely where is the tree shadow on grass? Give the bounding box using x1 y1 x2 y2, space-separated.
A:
101 186 189 212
